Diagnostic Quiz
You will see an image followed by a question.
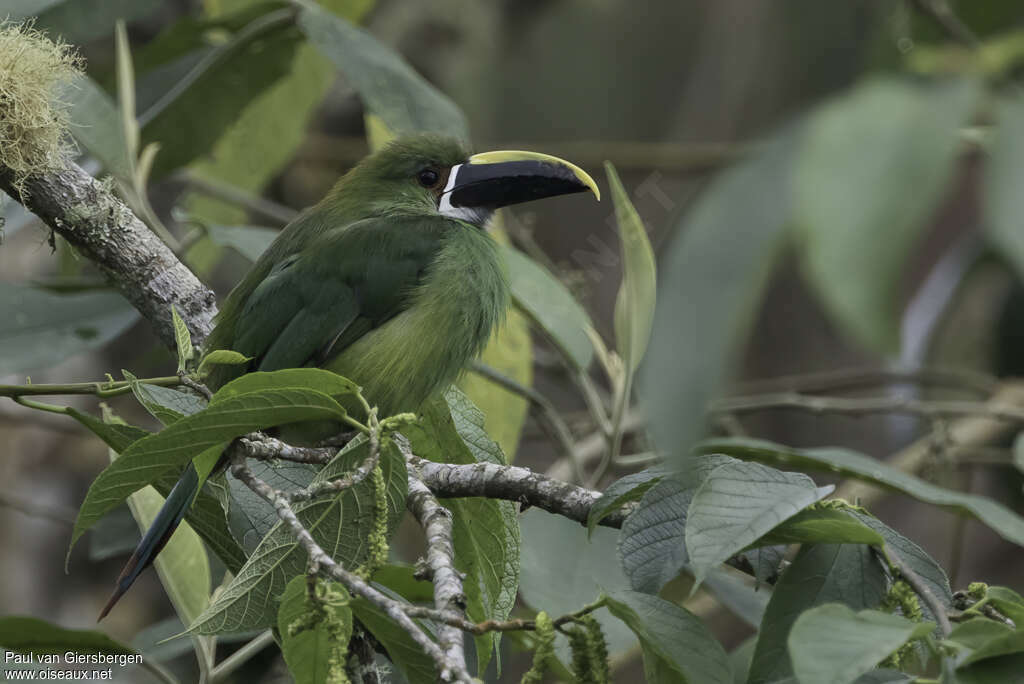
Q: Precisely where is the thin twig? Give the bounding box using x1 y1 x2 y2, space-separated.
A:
236 433 336 464
910 0 980 49
881 544 952 637
0 490 76 525
228 454 472 682
710 392 1024 424
729 365 996 397
178 171 299 226
0 376 181 399
208 630 274 683
406 477 467 673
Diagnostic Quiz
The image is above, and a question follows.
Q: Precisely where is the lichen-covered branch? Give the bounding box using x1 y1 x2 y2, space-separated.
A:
406 477 467 674
405 454 632 529
228 452 472 683
0 161 217 349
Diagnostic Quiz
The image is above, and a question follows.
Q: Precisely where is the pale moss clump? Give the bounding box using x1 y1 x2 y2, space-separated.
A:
0 22 82 198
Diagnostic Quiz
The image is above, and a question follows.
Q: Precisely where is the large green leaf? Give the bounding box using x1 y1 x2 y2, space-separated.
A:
984 94 1024 279
402 389 519 674
746 544 889 684
187 437 407 634
0 284 139 375
69 387 352 556
701 437 1024 549
788 605 934 684
846 510 952 623
500 243 595 370
793 77 980 352
138 4 311 179
24 0 161 44
618 476 693 594
605 591 733 684
685 460 832 587
760 508 884 547
0 616 136 656
520 509 637 667
607 162 657 372
295 0 468 140
641 127 798 471
277 576 352 684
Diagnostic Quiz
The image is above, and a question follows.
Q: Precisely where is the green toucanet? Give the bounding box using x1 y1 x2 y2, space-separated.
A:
99 134 599 618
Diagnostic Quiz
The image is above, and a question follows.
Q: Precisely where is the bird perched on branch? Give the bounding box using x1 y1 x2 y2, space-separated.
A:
100 133 599 618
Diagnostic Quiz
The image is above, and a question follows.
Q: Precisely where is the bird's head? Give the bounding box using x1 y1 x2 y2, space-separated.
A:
331 134 600 227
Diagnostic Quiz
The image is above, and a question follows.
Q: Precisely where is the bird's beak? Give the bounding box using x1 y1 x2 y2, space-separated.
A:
440 150 600 219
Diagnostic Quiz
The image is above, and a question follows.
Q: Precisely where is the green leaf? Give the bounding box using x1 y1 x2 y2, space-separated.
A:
948 619 1014 652
685 460 833 588
986 586 1024 626
198 350 251 376
60 74 133 181
277 576 353 684
958 624 1024 667
69 387 351 557
845 510 952 623
211 368 359 404
760 508 885 547
27 0 161 44
403 389 519 674
188 437 407 634
0 616 136 656
954 653 1024 684
604 590 733 684
171 306 194 373
206 224 278 262
123 371 206 425
985 94 1024 281
618 476 693 594
746 544 889 684
138 6 310 179
788 604 935 684
700 437 1024 549
295 0 468 139
588 466 668 535
642 127 798 471
520 509 638 666
0 285 139 375
350 595 436 684
793 77 980 351
66 408 149 453
606 162 657 372
500 243 595 369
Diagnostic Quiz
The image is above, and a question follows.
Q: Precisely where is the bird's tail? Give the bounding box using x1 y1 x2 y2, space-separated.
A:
98 464 200 620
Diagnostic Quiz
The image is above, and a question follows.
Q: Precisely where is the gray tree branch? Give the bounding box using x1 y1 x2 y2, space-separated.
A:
1 162 217 349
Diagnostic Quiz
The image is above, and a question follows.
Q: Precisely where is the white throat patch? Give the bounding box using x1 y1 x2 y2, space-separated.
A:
438 163 492 226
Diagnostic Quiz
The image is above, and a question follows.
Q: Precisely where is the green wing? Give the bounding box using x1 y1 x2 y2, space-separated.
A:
229 216 447 372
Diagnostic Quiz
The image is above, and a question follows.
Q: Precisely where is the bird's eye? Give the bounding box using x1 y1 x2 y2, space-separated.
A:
417 168 440 188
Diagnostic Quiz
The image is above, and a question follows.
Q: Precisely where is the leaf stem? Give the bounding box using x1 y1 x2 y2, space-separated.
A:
0 376 181 399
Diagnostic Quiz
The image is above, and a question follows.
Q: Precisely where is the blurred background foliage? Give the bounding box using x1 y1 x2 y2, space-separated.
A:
3 0 1024 681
